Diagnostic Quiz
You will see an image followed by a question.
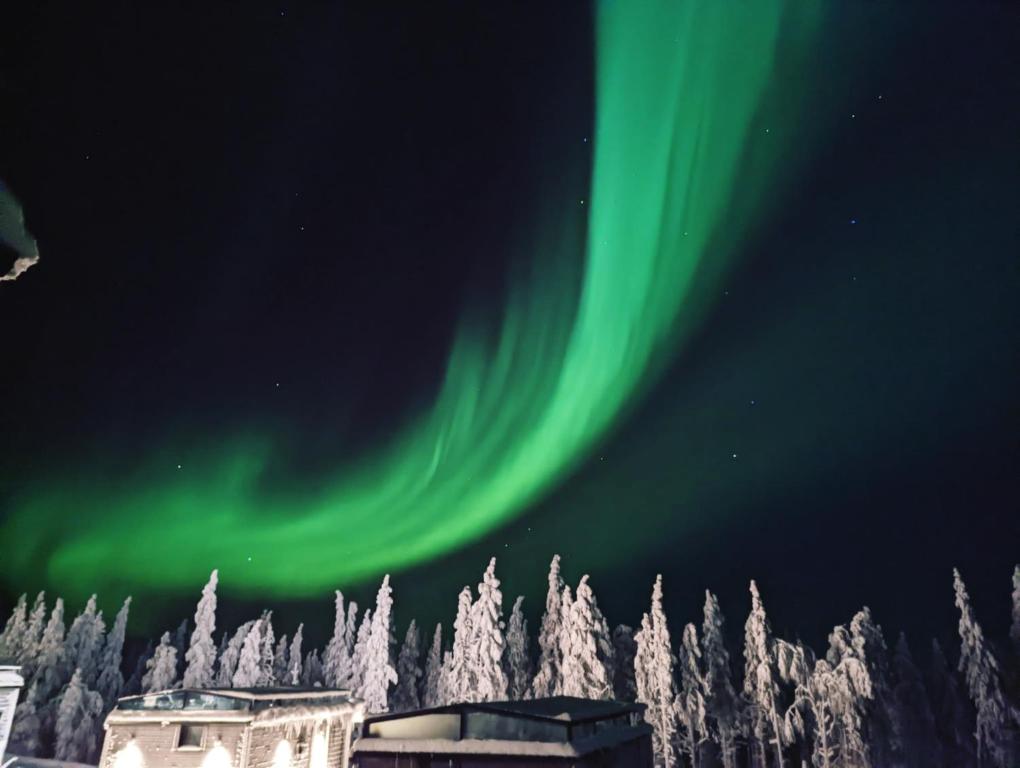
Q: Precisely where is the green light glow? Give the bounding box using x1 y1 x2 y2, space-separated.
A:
3 1 818 601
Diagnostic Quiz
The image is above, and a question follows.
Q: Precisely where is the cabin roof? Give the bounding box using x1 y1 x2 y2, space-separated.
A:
363 696 644 727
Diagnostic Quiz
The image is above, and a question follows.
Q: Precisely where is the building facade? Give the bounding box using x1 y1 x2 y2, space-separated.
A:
351 697 653 768
0 662 24 762
100 689 364 768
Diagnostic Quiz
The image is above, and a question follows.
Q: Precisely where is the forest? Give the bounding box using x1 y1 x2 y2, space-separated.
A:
2 557 1019 768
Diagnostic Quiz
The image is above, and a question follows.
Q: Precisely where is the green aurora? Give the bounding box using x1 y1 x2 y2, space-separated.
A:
3 1 820 602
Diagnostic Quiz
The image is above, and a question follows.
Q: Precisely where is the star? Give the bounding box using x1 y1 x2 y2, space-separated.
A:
176 464 182 469
850 218 857 225
731 453 738 459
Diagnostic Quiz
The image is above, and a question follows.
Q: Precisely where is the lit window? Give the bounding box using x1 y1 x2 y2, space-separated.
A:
177 725 205 749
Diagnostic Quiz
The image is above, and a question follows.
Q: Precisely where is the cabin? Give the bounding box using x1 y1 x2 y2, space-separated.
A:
0 661 25 759
99 688 364 768
351 696 653 767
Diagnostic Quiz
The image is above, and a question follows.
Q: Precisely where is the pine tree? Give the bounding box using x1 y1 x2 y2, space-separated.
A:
392 620 422 712
273 634 290 685
97 596 131 709
183 570 218 688
232 621 262 688
54 668 104 763
287 625 304 686
531 554 565 698
927 638 976 768
143 632 179 692
444 588 474 704
612 625 637 702
465 558 509 703
676 623 709 768
954 568 1013 768
423 623 444 707
64 595 106 688
257 611 276 686
506 597 533 700
217 620 254 686
892 633 941 768
302 647 324 687
347 608 373 694
18 592 48 681
743 580 784 768
358 575 398 713
634 575 678 768
701 591 741 768
559 576 613 700
323 591 351 687
0 594 28 658
1011 565 1020 660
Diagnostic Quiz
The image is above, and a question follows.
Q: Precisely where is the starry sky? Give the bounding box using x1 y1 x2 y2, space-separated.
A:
1 1 1017 650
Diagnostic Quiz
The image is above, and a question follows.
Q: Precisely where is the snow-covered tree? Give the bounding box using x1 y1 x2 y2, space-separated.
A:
701 591 741 768
442 588 474 704
927 638 976 768
324 591 354 688
302 647 323 687
559 576 613 700
676 622 709 768
612 625 637 702
358 575 398 713
1011 565 1020 660
171 619 189 679
97 596 131 708
257 611 276 686
9 682 43 756
506 597 532 700
143 632 179 692
0 594 28 658
635 575 678 768
531 554 565 698
743 580 784 768
423 623 444 707
892 633 941 768
465 558 509 702
287 625 304 686
64 595 106 688
273 634 290 685
54 668 104 764
183 570 218 688
218 620 255 687
124 639 153 696
954 568 1013 768
846 607 902 767
347 607 373 694
18 592 48 681
232 621 262 688
392 620 422 712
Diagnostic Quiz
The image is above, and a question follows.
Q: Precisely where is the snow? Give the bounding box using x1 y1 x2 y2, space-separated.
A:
4 754 95 768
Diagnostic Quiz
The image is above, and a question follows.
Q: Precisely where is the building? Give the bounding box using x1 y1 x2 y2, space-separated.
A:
0 661 25 762
99 689 364 768
351 696 653 768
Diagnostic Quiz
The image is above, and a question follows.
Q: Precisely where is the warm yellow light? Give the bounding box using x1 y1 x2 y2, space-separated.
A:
271 739 292 768
201 743 232 768
309 724 328 768
112 740 144 768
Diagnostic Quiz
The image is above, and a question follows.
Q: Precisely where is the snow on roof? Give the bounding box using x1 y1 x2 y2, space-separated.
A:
353 723 653 758
364 696 643 726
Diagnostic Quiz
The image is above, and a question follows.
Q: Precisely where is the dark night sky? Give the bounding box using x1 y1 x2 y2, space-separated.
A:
1 2 1018 655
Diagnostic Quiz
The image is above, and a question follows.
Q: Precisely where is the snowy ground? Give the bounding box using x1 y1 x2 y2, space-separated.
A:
3 755 95 768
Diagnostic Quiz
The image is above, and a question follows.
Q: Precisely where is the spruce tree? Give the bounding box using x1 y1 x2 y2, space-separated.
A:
348 607 374 694
892 633 941 768
287 625 304 686
0 594 28 658
143 632 179 692
323 591 350 687
183 570 218 688
18 592 48 681
927 638 976 768
302 647 323 687
97 596 131 708
676 623 709 768
218 620 255 687
358 575 398 713
635 575 678 768
466 558 508 702
273 634 290 685
257 611 276 686
701 591 741 768
559 576 613 700
743 580 784 768
171 619 189 679
444 588 474 703
392 620 423 712
124 640 153 696
232 622 262 688
954 568 1013 768
847 607 903 767
423 623 444 707
54 668 104 763
64 595 106 688
505 597 533 701
531 554 565 698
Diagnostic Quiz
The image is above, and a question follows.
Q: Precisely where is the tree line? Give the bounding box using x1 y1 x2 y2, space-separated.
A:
2 558 1019 767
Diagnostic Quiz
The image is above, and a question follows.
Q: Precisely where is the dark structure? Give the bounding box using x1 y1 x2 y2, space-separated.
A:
351 696 652 767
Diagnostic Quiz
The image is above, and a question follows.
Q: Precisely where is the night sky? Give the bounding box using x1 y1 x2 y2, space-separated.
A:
1 2 1017 652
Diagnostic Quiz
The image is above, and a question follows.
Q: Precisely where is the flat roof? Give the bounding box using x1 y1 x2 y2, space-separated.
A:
364 696 644 726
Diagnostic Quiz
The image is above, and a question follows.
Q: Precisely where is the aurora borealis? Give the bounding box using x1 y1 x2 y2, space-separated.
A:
1 1 1017 641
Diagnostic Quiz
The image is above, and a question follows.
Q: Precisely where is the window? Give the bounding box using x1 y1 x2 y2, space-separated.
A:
177 725 205 750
